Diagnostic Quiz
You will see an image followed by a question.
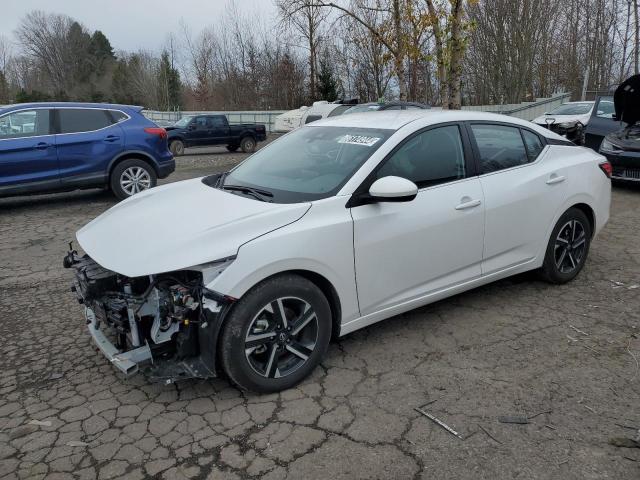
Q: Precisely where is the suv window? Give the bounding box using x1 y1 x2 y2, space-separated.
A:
471 124 528 174
376 125 466 188
58 109 112 134
0 109 51 139
521 130 544 161
110 110 128 123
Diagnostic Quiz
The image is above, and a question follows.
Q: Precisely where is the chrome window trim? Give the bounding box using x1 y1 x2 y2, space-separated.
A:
0 106 131 142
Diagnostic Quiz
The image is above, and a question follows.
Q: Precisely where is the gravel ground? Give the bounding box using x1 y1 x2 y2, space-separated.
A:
0 143 639 479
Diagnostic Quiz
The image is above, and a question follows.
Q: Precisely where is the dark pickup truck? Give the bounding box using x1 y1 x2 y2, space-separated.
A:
165 114 267 156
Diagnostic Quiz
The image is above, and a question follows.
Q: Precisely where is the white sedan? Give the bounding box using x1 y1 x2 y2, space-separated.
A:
66 111 611 392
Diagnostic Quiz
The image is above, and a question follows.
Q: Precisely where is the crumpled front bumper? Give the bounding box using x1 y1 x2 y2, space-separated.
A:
83 304 152 376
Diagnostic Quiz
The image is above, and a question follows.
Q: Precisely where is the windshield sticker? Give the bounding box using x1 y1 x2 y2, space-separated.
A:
338 135 381 147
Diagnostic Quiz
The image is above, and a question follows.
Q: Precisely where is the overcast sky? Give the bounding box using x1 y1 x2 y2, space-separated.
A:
0 0 278 52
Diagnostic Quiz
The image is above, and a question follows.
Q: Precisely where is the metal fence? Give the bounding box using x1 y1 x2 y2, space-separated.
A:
143 110 286 132
461 92 571 121
143 94 571 131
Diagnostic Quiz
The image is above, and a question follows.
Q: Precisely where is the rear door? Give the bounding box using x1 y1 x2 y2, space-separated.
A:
208 116 230 144
468 123 568 275
584 96 617 151
54 108 124 184
0 108 58 192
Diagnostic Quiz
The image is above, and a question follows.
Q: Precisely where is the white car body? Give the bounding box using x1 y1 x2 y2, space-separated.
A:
273 106 309 133
78 110 611 339
532 101 594 129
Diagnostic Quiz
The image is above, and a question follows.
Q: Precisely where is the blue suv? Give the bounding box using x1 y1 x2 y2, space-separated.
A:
0 102 175 200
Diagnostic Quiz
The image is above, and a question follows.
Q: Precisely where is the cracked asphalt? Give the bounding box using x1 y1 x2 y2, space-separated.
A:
1 143 639 479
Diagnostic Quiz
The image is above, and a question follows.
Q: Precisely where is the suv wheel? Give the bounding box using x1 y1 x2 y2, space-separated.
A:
240 136 256 153
110 159 157 200
170 139 185 156
220 274 332 393
539 208 591 284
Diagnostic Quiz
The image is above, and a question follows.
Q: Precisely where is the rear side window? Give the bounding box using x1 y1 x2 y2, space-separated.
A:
0 109 51 139
305 115 323 124
58 109 112 134
110 110 128 123
207 116 226 128
521 130 544 161
595 98 615 119
471 124 528 174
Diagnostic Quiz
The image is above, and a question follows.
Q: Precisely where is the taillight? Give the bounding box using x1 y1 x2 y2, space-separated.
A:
598 161 612 178
144 127 167 139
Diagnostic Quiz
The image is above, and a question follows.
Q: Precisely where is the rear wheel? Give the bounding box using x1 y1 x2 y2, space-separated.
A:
170 139 184 156
226 144 239 152
220 274 332 393
539 208 591 284
110 159 157 200
240 136 256 153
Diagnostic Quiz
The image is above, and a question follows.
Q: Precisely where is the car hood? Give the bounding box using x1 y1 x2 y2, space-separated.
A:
615 74 640 125
606 124 640 152
76 178 311 277
532 113 590 126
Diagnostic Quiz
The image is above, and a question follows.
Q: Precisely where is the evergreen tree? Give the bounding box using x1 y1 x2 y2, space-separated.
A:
317 55 339 102
157 50 181 110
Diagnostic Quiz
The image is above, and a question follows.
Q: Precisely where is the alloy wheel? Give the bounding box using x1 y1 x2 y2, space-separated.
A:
554 219 587 273
120 166 151 196
244 297 318 379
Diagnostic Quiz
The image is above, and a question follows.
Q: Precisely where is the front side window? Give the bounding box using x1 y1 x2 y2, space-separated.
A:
471 124 528 174
220 126 394 203
376 125 466 188
194 117 209 129
58 109 112 134
0 109 51 139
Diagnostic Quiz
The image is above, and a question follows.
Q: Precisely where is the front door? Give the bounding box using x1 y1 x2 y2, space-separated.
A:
0 108 58 192
351 124 485 315
186 116 211 146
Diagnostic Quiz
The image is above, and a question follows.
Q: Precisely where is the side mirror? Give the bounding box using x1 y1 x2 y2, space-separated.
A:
368 176 418 202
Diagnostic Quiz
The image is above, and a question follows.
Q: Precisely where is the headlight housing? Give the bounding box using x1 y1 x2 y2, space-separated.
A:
557 121 579 128
599 138 621 153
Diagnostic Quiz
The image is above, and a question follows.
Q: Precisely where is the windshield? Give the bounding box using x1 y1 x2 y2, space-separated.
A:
174 115 195 128
221 126 393 203
344 104 382 115
549 103 593 115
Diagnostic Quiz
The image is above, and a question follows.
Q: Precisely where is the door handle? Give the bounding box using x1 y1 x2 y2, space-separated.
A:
546 174 566 185
455 199 482 210
34 142 51 150
104 135 120 142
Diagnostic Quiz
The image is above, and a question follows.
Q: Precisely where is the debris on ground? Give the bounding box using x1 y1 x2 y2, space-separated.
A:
498 415 529 424
27 419 52 427
609 437 640 448
414 407 463 439
66 440 88 447
478 424 502 444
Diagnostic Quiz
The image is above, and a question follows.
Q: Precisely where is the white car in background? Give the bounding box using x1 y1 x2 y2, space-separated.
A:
66 110 611 393
532 101 595 144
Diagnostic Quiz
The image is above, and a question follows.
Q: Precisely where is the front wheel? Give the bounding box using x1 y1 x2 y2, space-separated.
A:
170 139 184 156
219 274 332 393
539 208 592 284
110 159 157 200
240 136 256 153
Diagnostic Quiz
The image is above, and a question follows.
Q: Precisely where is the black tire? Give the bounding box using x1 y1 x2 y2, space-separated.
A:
539 208 592 284
240 136 256 153
220 274 332 393
226 144 239 152
170 139 185 156
109 159 157 200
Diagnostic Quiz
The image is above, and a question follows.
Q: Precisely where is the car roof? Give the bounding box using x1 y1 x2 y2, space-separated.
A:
0 102 143 111
313 109 539 130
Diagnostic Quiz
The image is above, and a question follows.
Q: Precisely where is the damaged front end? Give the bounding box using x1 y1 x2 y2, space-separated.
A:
63 246 233 382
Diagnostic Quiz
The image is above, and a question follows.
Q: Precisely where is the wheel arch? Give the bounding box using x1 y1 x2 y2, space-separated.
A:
570 202 595 237
108 151 159 177
220 268 343 340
